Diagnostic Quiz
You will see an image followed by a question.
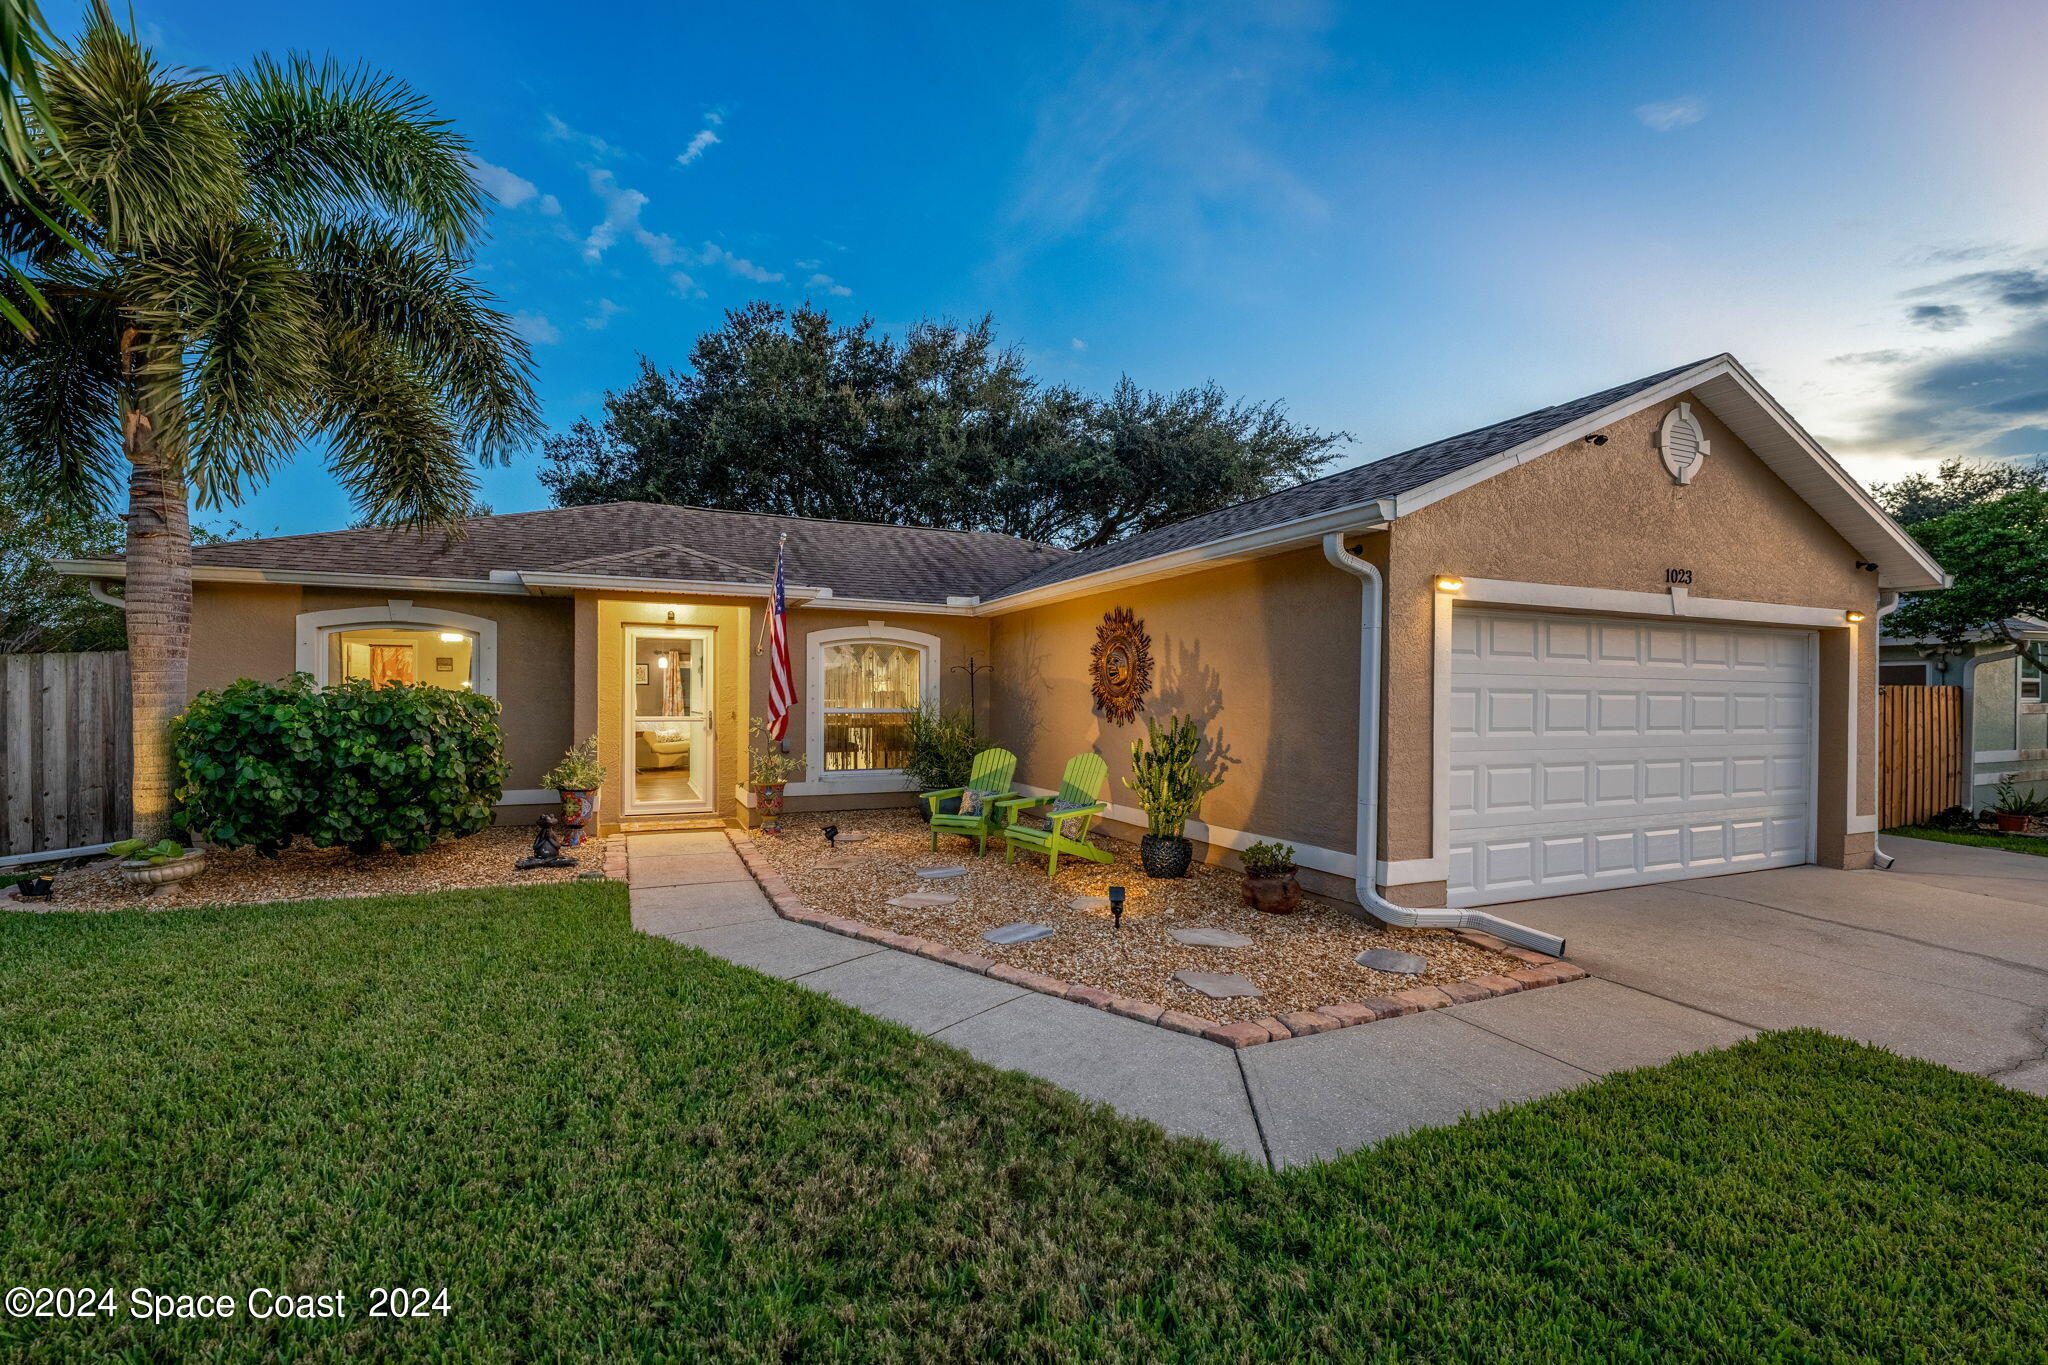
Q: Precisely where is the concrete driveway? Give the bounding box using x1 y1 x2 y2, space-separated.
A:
1492 835 2048 1096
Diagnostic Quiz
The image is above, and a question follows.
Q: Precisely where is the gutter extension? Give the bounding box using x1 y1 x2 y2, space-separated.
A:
1871 589 1905 870
1321 531 1567 958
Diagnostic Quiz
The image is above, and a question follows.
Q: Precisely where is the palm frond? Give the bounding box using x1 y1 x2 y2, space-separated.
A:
317 326 479 527
291 217 538 461
224 54 484 254
0 282 123 509
37 13 242 251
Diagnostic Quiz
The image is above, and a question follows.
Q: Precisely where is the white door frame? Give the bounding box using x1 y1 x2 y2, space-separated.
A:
622 623 716 816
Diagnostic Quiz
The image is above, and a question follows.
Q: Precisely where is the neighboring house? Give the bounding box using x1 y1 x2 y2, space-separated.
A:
1880 617 2048 810
55 353 1945 916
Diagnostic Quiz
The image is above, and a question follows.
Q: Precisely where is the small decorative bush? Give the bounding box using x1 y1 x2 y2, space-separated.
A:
747 717 803 787
1927 805 1977 832
109 836 188 864
540 735 607 791
1241 840 1296 876
173 674 507 856
902 702 980 792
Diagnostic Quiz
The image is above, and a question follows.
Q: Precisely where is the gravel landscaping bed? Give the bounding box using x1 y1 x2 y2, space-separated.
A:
4 826 610 913
745 809 1530 1023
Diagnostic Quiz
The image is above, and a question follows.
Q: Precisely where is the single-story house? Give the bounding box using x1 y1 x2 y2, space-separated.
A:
1881 617 2048 810
57 352 1946 945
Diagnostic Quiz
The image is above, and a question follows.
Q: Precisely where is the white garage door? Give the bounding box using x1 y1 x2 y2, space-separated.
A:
1448 609 1814 906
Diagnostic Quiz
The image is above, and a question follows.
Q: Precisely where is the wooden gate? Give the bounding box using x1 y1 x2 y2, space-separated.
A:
0 651 132 857
1880 684 1963 829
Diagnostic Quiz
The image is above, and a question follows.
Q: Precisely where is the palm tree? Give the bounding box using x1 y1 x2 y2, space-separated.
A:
0 8 539 838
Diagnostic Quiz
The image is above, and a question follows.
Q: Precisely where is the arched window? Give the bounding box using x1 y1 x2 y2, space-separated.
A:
805 624 939 778
295 600 500 698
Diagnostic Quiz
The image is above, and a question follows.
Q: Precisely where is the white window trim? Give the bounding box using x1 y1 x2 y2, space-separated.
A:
295 598 499 698
1878 659 1936 686
802 623 939 789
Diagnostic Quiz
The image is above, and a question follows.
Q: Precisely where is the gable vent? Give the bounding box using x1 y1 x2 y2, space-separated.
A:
1657 401 1711 485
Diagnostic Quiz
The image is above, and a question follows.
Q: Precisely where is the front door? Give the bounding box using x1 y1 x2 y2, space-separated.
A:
624 625 715 814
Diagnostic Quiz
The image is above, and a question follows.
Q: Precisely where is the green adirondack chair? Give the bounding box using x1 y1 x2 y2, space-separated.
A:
997 752 1112 875
920 747 1019 854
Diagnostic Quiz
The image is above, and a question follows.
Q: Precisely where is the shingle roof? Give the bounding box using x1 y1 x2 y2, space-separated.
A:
982 358 1713 599
180 503 1069 604
95 359 1713 607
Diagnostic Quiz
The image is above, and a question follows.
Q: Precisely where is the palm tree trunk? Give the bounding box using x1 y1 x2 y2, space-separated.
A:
121 327 190 841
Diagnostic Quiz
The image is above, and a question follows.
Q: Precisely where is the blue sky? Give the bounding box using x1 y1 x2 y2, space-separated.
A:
89 0 2048 536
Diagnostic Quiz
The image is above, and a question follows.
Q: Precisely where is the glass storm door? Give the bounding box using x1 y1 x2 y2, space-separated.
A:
624 625 714 814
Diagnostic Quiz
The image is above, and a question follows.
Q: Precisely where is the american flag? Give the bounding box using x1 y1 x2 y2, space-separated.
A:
765 533 794 741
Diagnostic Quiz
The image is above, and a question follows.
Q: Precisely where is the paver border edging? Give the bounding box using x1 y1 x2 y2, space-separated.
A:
725 828 1587 1049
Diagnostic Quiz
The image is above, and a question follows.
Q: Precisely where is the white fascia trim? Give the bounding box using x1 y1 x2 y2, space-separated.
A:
51 559 533 596
1012 782 1360 879
497 788 559 806
514 571 810 599
1457 577 1854 629
1389 356 1947 592
977 501 1396 615
792 596 975 616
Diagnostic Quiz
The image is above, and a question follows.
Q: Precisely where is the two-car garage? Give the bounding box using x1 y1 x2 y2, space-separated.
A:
1446 608 1816 906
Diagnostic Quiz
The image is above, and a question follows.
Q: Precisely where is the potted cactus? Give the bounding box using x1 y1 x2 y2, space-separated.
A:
109 836 207 895
540 736 607 847
1240 840 1301 913
1124 713 1223 878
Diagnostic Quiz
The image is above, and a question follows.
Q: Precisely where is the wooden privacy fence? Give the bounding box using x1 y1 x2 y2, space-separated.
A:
1880 684 1963 829
1 652 131 857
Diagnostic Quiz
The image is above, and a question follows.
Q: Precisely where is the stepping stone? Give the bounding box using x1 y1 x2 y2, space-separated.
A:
1171 970 1262 999
1068 895 1109 911
917 866 967 880
1171 927 1254 949
885 892 959 909
1357 948 1429 975
983 922 1056 945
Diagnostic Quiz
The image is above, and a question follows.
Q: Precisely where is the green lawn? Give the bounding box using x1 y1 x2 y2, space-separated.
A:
4 886 2046 1362
1886 824 2048 857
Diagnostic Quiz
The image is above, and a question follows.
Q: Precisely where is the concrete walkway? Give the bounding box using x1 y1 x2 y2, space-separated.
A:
629 830 2048 1166
626 831 1753 1167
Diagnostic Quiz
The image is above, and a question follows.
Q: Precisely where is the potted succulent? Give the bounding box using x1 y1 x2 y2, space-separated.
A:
108 836 207 895
1240 840 1301 913
748 717 804 835
1987 777 2045 834
1124 713 1223 878
540 736 607 848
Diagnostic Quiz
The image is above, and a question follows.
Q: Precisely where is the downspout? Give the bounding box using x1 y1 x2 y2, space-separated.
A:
1871 589 1903 870
1321 532 1567 958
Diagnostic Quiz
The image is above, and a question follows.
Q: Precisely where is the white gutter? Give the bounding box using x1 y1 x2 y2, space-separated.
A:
1320 531 1567 957
1871 588 1904 870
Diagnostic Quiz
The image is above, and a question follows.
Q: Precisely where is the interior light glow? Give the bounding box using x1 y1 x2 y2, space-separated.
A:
1436 576 1465 593
438 632 464 642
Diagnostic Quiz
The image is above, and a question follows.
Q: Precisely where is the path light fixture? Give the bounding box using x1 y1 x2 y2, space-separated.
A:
824 824 839 848
1436 576 1464 593
1108 885 1126 929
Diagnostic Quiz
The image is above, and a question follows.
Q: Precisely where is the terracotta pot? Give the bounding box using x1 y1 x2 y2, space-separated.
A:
1242 869 1302 913
1995 812 2031 833
1140 834 1193 879
753 782 788 835
118 849 207 895
557 788 599 847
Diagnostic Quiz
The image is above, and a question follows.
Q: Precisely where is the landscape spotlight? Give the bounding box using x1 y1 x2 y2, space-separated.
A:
1108 885 1126 929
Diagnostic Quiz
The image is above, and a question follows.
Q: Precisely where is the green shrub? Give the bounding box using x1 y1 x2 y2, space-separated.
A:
1124 713 1223 838
902 701 980 792
1240 840 1295 875
173 674 508 855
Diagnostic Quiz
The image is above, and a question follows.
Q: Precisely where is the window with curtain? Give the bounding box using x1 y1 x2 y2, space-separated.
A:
819 641 921 770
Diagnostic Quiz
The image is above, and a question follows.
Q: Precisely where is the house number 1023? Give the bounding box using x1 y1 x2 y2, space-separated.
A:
1664 568 1694 585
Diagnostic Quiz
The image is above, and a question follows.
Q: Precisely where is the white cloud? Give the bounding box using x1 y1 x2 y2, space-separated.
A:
690 242 783 283
467 156 537 209
544 113 620 159
537 194 562 216
582 298 625 330
512 311 560 345
583 168 676 265
678 128 720 166
1635 96 1707 132
795 257 822 270
670 272 705 299
1070 337 1087 350
805 271 852 297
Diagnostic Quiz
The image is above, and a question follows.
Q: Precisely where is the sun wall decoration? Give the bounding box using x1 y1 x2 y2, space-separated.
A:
1090 606 1152 724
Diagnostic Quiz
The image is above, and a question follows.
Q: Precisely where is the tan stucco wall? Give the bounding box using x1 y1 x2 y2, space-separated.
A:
187 582 576 800
984 546 1362 860
1379 390 1881 885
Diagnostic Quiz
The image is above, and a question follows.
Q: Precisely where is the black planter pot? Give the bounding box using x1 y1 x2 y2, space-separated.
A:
1140 834 1194 879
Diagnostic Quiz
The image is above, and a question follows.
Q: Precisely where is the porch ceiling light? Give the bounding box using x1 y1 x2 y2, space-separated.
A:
1845 610 1866 623
1436 576 1465 593
656 655 669 668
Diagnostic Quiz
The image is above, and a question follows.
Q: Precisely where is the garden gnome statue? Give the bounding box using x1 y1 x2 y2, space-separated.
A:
515 812 579 870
